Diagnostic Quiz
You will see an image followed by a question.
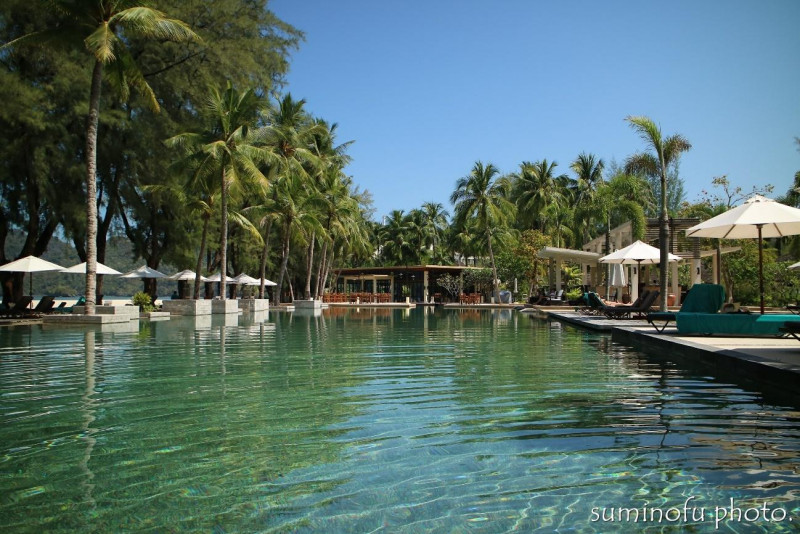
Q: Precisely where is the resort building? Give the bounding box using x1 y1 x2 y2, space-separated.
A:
332 265 478 303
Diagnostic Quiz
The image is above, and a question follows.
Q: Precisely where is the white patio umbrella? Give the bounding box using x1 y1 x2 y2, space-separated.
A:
232 273 277 286
168 269 210 282
0 255 65 304
168 269 210 299
121 265 168 297
205 272 238 284
62 261 122 275
686 194 800 314
599 240 681 301
120 265 167 279
609 263 626 300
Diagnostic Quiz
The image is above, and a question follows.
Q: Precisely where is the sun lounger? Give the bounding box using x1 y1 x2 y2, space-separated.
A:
603 290 659 319
578 291 641 315
33 296 55 314
780 321 800 341
1 296 35 318
647 284 726 332
648 283 800 336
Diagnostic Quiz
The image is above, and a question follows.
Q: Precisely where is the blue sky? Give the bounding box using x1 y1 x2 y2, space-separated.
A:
270 0 800 220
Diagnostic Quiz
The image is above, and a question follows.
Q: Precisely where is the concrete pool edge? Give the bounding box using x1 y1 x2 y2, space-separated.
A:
541 310 800 393
610 326 800 390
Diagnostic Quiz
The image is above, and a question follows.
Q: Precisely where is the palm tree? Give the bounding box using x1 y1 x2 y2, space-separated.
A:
315 169 360 297
303 120 352 298
168 82 272 299
570 153 605 248
378 210 416 265
261 94 322 298
594 173 650 299
420 201 450 263
272 179 323 302
2 2 197 314
624 116 691 311
450 161 516 301
512 160 569 232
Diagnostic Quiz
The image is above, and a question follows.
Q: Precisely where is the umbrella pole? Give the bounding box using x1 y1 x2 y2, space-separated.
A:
758 225 764 314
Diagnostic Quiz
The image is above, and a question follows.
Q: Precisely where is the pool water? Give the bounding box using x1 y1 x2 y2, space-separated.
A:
1 308 799 532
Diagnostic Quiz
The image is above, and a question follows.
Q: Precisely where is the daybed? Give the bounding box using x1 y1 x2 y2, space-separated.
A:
648 283 800 336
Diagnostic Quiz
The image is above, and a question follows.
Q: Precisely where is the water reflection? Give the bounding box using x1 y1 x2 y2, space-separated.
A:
1 309 799 532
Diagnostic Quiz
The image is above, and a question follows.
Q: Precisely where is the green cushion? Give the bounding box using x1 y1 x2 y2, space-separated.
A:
680 284 726 313
677 313 800 336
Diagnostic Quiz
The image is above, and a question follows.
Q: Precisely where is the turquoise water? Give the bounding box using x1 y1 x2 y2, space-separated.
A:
1 308 799 533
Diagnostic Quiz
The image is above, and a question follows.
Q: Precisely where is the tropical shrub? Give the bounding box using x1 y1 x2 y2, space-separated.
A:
132 291 155 313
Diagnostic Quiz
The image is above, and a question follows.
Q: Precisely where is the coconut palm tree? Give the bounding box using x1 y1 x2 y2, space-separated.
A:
272 176 324 303
512 160 569 232
168 82 273 299
594 173 650 299
570 153 605 248
420 201 450 263
2 1 198 314
314 169 360 297
624 116 691 311
450 161 516 301
378 210 416 265
261 94 322 298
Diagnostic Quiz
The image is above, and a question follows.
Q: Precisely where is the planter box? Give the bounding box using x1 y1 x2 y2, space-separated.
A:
211 299 240 314
140 311 171 321
72 305 139 318
162 299 212 316
238 298 269 313
294 299 322 309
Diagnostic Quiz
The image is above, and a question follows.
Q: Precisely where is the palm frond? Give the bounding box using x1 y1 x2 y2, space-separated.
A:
111 7 199 42
84 22 117 63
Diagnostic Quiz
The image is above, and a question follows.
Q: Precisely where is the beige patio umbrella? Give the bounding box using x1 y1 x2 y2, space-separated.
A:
599 240 681 301
62 261 122 275
232 273 277 286
168 269 210 282
167 269 210 299
120 265 168 296
120 265 167 279
0 255 65 306
686 195 800 314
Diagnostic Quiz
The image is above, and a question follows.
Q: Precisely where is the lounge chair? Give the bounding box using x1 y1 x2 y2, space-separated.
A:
781 321 800 341
544 289 565 305
647 284 726 332
33 296 55 314
57 296 86 313
649 283 800 336
577 291 615 315
1 296 35 318
603 290 659 319
578 291 648 316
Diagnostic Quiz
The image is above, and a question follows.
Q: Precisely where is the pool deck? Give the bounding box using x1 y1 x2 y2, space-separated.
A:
536 308 800 391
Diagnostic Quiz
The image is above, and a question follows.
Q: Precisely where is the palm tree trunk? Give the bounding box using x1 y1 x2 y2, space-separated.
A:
83 61 103 315
487 233 499 302
258 218 273 299
193 215 209 299
275 219 291 303
220 167 228 300
605 217 612 301
658 169 669 312
304 231 315 299
315 241 328 298
322 248 335 295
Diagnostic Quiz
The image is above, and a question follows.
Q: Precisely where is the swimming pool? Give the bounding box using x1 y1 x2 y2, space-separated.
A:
1 308 798 532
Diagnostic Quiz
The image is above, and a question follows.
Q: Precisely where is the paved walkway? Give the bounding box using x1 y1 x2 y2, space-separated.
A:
542 310 800 392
